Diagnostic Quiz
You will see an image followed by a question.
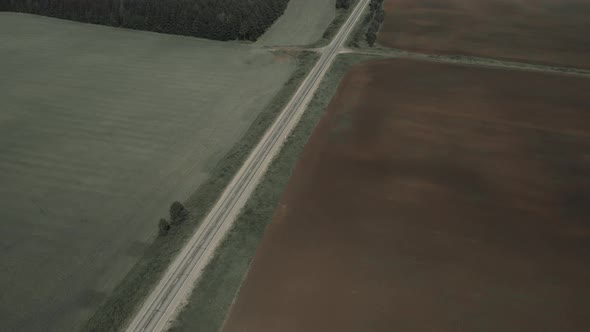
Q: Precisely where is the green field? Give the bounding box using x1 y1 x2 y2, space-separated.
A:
257 0 336 46
0 13 294 332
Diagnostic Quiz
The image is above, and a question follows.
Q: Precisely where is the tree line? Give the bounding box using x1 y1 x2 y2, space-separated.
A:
0 0 290 41
365 0 384 46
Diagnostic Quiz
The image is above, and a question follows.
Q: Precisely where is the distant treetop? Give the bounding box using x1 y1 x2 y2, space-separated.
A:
1 0 291 41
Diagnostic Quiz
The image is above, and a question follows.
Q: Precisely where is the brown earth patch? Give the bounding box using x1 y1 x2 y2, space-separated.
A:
222 59 590 332
273 53 292 63
378 0 590 69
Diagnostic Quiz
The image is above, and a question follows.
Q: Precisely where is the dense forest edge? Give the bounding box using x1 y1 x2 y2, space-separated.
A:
0 0 290 41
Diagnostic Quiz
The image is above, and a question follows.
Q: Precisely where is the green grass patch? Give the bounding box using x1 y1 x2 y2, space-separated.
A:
0 13 298 332
257 0 337 47
308 0 359 48
81 50 319 332
169 52 385 332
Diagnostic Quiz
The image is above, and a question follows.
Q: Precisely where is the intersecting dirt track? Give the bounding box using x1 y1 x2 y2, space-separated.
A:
378 0 590 68
222 59 590 332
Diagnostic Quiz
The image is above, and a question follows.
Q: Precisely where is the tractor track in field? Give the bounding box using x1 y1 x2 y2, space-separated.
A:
341 47 590 78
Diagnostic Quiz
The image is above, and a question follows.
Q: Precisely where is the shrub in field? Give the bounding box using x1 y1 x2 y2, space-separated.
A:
159 218 171 236
170 201 189 225
336 0 354 9
366 29 377 46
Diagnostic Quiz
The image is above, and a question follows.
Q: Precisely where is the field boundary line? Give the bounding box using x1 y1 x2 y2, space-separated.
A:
343 47 590 78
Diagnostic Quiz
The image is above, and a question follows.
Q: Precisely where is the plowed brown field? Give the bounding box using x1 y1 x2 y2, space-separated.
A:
222 59 590 332
378 0 590 69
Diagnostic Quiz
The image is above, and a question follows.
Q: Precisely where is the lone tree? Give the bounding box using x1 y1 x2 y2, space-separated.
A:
158 218 171 236
169 201 189 225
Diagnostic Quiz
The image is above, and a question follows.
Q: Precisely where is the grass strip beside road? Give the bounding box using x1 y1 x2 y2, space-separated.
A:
309 0 359 48
168 53 386 332
81 51 318 332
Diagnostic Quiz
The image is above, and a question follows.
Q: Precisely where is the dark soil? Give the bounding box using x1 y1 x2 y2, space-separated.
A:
222 59 590 332
379 0 590 69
